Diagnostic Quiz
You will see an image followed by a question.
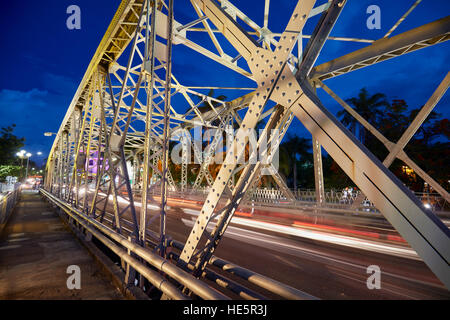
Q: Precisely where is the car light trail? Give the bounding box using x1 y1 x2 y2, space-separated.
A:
181 208 419 260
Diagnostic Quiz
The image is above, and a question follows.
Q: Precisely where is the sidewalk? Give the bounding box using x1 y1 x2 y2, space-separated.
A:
0 190 123 299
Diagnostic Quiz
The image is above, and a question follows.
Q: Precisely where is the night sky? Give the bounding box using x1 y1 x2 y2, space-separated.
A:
0 0 449 166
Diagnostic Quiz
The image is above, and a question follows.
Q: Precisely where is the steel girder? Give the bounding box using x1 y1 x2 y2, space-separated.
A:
310 16 450 81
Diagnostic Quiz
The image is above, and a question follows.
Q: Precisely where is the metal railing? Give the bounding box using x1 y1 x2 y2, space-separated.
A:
178 186 448 212
40 187 230 300
40 187 317 300
0 182 20 193
0 185 20 234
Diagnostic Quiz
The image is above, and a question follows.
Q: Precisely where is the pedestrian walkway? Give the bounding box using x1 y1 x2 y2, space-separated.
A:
0 190 123 299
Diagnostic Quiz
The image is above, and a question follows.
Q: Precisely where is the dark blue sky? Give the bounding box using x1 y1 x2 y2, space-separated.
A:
0 0 449 165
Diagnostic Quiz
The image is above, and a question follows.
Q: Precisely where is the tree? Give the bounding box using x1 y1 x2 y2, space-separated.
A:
0 165 24 182
279 134 312 191
337 88 389 145
336 90 449 192
0 124 25 165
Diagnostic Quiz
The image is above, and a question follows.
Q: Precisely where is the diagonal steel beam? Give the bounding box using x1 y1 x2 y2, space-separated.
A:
310 16 450 81
318 79 450 204
383 71 450 167
297 0 346 80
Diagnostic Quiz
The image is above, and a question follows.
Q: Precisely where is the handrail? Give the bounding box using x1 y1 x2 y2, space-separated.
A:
168 239 318 300
39 188 229 300
0 187 20 234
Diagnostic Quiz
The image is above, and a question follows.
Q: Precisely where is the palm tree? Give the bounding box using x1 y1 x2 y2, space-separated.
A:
337 88 389 145
279 134 311 192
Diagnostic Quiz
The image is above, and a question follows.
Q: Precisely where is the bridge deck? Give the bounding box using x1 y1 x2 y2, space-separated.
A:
0 191 123 300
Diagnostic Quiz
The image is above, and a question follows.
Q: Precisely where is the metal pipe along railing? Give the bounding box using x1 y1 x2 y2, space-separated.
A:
39 188 229 300
168 239 318 300
0 187 20 234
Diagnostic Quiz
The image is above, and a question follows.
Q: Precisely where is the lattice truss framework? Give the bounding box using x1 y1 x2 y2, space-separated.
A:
45 0 450 288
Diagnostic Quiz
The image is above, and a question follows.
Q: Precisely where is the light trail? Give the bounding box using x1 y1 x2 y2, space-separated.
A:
181 208 419 260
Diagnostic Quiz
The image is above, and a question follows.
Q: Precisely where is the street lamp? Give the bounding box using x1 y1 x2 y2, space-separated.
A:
25 153 32 179
16 150 32 180
16 150 26 166
16 152 23 166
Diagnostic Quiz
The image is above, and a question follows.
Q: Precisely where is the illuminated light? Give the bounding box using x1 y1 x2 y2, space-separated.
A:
180 211 418 260
133 201 160 210
183 208 200 216
402 165 414 176
424 203 431 209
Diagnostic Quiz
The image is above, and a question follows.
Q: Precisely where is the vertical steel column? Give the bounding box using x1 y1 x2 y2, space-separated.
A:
159 0 174 256
69 104 90 207
312 137 325 206
181 133 188 192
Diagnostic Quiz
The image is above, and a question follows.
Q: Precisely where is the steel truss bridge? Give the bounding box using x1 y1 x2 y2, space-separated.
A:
42 0 450 299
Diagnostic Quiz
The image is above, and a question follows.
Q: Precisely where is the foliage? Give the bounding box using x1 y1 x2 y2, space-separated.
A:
338 90 449 192
0 124 25 165
337 88 389 145
0 165 24 182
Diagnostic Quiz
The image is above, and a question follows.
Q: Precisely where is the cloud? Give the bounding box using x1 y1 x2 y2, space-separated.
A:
0 88 48 133
41 72 77 95
0 86 69 160
0 88 47 104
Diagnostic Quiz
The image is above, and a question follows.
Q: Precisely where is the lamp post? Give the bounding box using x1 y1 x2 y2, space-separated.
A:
16 150 32 181
25 153 32 179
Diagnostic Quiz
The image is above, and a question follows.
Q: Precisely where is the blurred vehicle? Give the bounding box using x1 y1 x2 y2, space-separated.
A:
21 182 33 190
